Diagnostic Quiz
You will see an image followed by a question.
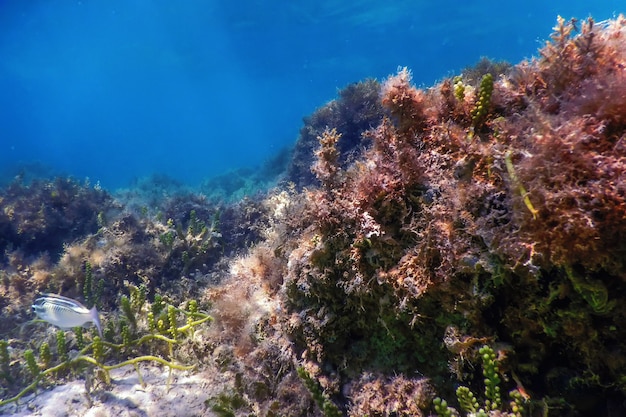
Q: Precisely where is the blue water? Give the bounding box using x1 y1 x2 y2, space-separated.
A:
0 1 622 190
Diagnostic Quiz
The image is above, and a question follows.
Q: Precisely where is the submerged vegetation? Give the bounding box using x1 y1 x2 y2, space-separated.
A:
1 15 626 416
0 267 212 408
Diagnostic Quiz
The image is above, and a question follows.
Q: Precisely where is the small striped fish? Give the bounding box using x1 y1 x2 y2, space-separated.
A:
32 293 102 337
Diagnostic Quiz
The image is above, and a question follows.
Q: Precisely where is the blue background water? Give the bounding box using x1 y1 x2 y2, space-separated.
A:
0 1 622 190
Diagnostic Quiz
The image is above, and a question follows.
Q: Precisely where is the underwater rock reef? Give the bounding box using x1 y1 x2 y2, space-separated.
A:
1 15 626 417
286 78 385 189
281 16 626 416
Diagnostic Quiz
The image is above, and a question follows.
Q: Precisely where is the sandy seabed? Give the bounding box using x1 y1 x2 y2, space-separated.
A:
0 365 222 417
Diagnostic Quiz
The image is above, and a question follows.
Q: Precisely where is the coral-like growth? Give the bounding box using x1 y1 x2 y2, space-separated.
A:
286 79 385 188
0 177 113 263
280 14 626 415
495 16 626 276
297 366 342 417
381 67 430 134
1 14 626 417
348 374 433 417
312 128 343 191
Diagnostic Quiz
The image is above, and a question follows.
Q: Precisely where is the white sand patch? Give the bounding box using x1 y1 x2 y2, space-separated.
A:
1 365 225 417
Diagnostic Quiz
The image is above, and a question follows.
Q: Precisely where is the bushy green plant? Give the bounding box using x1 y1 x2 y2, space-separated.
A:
121 295 137 329
297 366 342 417
433 345 527 417
453 76 466 101
39 342 51 369
206 391 249 417
24 350 39 378
158 213 219 266
0 340 12 384
167 305 179 340
470 73 494 128
74 326 85 350
432 397 453 417
0 290 212 409
56 331 68 363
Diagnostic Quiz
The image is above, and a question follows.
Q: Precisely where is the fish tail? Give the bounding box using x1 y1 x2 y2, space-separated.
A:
91 306 103 338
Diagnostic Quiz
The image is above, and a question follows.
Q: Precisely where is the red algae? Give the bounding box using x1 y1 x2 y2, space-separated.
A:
282 15 626 415
2 15 626 417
